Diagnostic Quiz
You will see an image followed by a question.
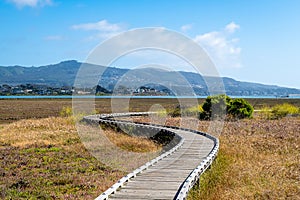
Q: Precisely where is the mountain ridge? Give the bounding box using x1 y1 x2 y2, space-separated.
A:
0 60 299 96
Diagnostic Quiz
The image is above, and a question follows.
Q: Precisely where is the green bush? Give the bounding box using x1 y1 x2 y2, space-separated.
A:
270 103 299 119
199 94 230 120
258 103 299 119
199 95 253 120
228 98 254 119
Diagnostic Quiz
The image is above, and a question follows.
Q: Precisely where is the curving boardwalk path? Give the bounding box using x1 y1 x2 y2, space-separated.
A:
84 112 219 200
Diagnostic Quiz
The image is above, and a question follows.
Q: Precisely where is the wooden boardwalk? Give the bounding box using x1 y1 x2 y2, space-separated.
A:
84 112 219 200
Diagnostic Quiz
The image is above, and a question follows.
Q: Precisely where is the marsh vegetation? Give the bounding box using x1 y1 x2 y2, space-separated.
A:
0 98 299 199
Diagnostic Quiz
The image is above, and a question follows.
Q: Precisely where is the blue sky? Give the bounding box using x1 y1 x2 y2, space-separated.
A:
0 0 299 88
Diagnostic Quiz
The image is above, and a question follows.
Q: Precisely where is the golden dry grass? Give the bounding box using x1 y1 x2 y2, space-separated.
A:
1 98 299 199
214 118 300 200
0 117 76 147
0 116 161 199
103 128 161 153
185 117 300 200
128 115 300 199
0 116 161 153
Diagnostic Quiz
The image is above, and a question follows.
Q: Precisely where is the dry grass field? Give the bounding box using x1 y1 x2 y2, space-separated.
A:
0 116 162 199
0 98 299 199
127 114 300 199
0 117 123 199
0 98 184 124
1 97 299 124
189 118 299 199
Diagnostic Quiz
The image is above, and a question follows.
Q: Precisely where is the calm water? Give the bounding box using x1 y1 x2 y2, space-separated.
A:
0 95 299 99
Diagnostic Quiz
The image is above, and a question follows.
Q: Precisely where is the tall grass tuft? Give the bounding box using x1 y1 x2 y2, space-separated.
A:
59 106 73 117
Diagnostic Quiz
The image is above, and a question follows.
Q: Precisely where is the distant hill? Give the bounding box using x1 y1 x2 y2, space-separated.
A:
0 60 299 96
0 60 81 87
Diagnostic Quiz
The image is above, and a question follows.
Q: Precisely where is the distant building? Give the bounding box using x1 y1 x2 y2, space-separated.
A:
11 87 24 95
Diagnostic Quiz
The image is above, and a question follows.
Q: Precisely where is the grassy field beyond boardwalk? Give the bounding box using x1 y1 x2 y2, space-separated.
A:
0 98 299 199
1 97 300 124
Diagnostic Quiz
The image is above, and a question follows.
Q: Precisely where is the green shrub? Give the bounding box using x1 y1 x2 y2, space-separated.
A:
228 98 254 119
199 95 253 120
199 94 230 120
270 103 299 119
258 103 299 119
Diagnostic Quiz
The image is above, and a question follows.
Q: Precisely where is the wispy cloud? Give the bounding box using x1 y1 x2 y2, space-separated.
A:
194 22 241 68
181 24 193 32
44 35 63 41
71 20 124 40
72 20 122 32
8 0 53 8
225 22 240 33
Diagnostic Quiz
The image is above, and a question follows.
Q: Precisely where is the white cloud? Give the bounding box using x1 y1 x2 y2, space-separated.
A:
194 22 241 68
181 24 192 32
44 35 63 41
71 20 122 32
8 0 52 8
83 32 120 41
71 20 124 41
225 22 240 33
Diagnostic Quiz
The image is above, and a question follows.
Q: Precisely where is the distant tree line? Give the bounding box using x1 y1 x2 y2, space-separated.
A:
0 84 171 96
0 84 76 95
